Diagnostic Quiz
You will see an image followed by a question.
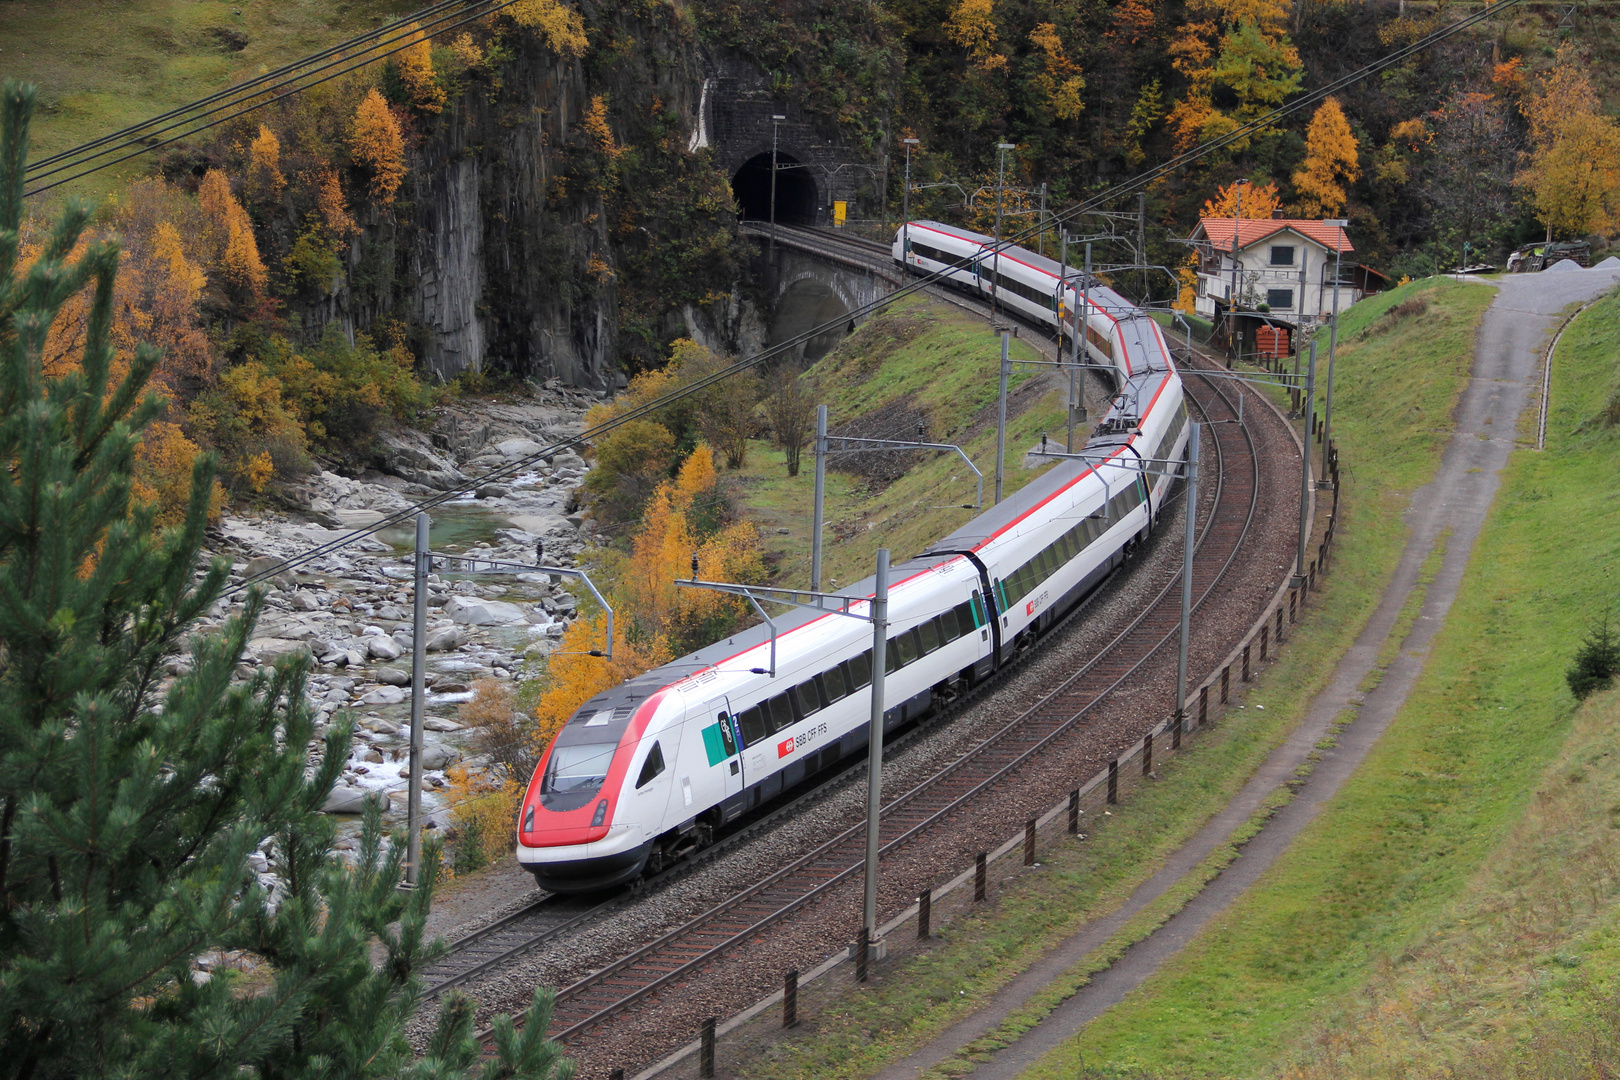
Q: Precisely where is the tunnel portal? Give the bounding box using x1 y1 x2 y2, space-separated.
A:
732 152 819 225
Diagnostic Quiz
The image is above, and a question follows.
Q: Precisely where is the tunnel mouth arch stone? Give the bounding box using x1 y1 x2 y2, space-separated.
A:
732 152 819 225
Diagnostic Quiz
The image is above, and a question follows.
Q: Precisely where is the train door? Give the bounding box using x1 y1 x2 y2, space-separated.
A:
700 697 746 820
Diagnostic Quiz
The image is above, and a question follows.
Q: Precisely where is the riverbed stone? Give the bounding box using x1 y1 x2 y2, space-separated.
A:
443 595 527 626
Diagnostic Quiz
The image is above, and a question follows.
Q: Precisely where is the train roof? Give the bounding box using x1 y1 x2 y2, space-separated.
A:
557 549 958 727
904 221 1137 315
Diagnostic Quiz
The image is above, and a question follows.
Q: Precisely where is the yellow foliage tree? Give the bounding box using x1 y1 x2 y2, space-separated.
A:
1517 44 1620 240
1291 96 1360 217
131 421 224 527
394 22 447 114
505 0 589 58
614 445 764 651
582 95 620 157
946 0 1006 71
1166 0 1297 150
1029 23 1085 120
312 166 359 240
1202 178 1281 218
244 124 286 205
531 613 672 748
28 185 213 394
197 168 267 301
349 88 408 206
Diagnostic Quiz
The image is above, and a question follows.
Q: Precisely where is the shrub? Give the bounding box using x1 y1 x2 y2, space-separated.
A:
1568 613 1620 700
186 361 310 492
443 764 522 875
582 418 678 529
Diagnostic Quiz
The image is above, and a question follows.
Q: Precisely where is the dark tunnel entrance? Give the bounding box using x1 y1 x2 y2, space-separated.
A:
732 152 819 225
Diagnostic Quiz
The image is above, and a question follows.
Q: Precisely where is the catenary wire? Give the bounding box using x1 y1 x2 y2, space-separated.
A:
24 0 477 175
22 0 520 196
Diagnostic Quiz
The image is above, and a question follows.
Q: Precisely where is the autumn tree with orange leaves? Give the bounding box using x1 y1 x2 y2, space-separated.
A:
1202 178 1282 219
348 88 407 206
530 445 764 744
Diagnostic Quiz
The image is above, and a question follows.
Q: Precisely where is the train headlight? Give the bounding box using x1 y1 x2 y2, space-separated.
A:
523 805 534 832
591 799 609 827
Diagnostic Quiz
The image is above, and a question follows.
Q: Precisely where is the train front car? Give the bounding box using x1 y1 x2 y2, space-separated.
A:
516 683 674 893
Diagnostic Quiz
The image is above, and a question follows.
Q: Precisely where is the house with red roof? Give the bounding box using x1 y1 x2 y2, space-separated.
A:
1190 216 1385 347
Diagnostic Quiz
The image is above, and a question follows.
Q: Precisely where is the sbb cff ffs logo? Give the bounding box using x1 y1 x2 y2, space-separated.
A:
778 722 829 757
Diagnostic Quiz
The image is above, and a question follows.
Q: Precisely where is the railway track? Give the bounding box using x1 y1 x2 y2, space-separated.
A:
481 357 1260 1051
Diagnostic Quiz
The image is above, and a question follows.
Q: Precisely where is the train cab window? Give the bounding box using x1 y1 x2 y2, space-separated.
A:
919 618 941 655
793 680 822 718
635 742 665 789
848 650 872 689
541 743 617 800
822 665 848 703
737 705 768 747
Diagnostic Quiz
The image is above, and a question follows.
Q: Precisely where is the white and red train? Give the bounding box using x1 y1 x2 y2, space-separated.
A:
516 221 1189 893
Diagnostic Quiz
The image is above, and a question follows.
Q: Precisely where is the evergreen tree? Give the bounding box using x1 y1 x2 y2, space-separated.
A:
0 81 570 1080
1567 612 1620 702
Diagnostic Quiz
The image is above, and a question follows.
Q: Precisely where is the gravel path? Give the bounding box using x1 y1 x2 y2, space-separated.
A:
867 266 1620 1080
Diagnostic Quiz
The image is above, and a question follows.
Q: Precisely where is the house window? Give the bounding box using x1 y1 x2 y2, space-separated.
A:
1270 245 1296 266
1266 288 1295 310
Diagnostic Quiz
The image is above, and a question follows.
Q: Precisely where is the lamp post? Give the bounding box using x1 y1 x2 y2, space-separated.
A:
1320 219 1348 487
1229 178 1249 349
901 137 918 262
770 114 786 253
993 142 1015 325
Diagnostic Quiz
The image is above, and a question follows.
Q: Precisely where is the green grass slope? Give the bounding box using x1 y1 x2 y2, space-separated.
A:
0 0 415 207
1023 288 1620 1077
733 296 1065 589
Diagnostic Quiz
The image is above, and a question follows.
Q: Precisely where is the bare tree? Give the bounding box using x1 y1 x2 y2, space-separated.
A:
763 366 817 476
1421 89 1520 255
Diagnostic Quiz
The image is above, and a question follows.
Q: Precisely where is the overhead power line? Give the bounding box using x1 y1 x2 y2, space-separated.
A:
23 0 524 197
25 0 475 175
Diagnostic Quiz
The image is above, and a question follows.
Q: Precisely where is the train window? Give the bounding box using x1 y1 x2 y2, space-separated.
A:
767 694 797 733
794 680 821 718
737 705 767 747
968 594 984 626
897 629 920 666
922 618 943 654
1036 550 1054 578
823 665 848 703
940 607 961 642
635 742 665 789
848 651 872 690
884 638 902 674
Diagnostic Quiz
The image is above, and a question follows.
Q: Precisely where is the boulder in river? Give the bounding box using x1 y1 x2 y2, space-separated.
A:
443 595 528 626
425 626 465 652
